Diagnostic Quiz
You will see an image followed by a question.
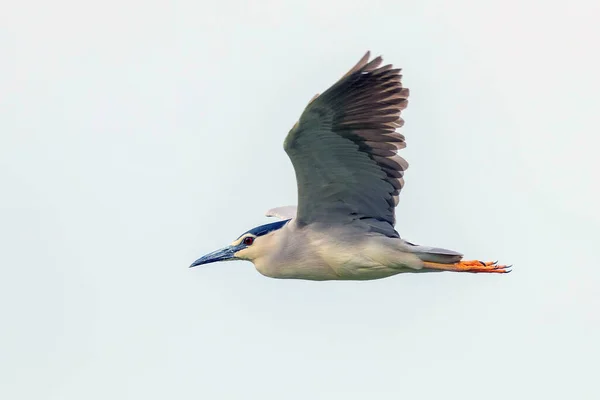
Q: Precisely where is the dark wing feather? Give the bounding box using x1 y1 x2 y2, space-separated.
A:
284 52 409 237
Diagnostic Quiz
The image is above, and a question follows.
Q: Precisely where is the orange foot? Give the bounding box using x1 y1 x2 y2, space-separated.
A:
423 259 511 274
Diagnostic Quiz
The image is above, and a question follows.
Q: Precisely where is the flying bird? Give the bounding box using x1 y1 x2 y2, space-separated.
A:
190 52 511 280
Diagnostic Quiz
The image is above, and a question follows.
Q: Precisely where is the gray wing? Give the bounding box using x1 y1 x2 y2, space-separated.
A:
265 206 297 220
283 52 409 237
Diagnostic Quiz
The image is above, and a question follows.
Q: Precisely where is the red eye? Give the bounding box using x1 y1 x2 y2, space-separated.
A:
243 237 254 246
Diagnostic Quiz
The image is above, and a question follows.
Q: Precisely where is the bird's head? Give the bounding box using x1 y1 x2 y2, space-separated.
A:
189 219 290 268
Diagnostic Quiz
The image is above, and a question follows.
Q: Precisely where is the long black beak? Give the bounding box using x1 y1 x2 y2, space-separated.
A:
189 246 237 268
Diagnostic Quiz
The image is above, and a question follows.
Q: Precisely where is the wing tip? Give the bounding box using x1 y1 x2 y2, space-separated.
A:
340 51 377 80
265 205 298 220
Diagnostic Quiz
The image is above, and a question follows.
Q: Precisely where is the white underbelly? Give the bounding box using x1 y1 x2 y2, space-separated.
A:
255 237 419 281
257 261 402 281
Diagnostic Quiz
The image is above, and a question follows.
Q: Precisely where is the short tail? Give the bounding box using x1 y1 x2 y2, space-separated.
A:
404 242 463 264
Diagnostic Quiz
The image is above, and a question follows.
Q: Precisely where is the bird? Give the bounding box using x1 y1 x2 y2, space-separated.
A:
190 51 511 280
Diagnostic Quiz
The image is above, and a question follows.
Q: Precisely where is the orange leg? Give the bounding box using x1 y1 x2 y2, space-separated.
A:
423 259 511 274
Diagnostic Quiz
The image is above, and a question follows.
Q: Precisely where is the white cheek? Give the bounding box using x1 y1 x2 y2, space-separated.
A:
234 247 253 260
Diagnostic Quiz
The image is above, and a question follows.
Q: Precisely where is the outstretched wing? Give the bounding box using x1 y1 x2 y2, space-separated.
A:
283 52 409 237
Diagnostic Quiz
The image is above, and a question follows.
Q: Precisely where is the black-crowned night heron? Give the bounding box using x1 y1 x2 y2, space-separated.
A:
190 52 511 280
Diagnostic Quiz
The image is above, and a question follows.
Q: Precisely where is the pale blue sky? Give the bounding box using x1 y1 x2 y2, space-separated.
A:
2 1 599 399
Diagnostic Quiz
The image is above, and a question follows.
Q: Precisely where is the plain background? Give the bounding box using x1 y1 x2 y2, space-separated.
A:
2 0 599 399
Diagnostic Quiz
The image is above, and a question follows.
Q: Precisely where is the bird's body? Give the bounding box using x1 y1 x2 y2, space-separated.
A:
251 220 421 280
190 52 510 280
